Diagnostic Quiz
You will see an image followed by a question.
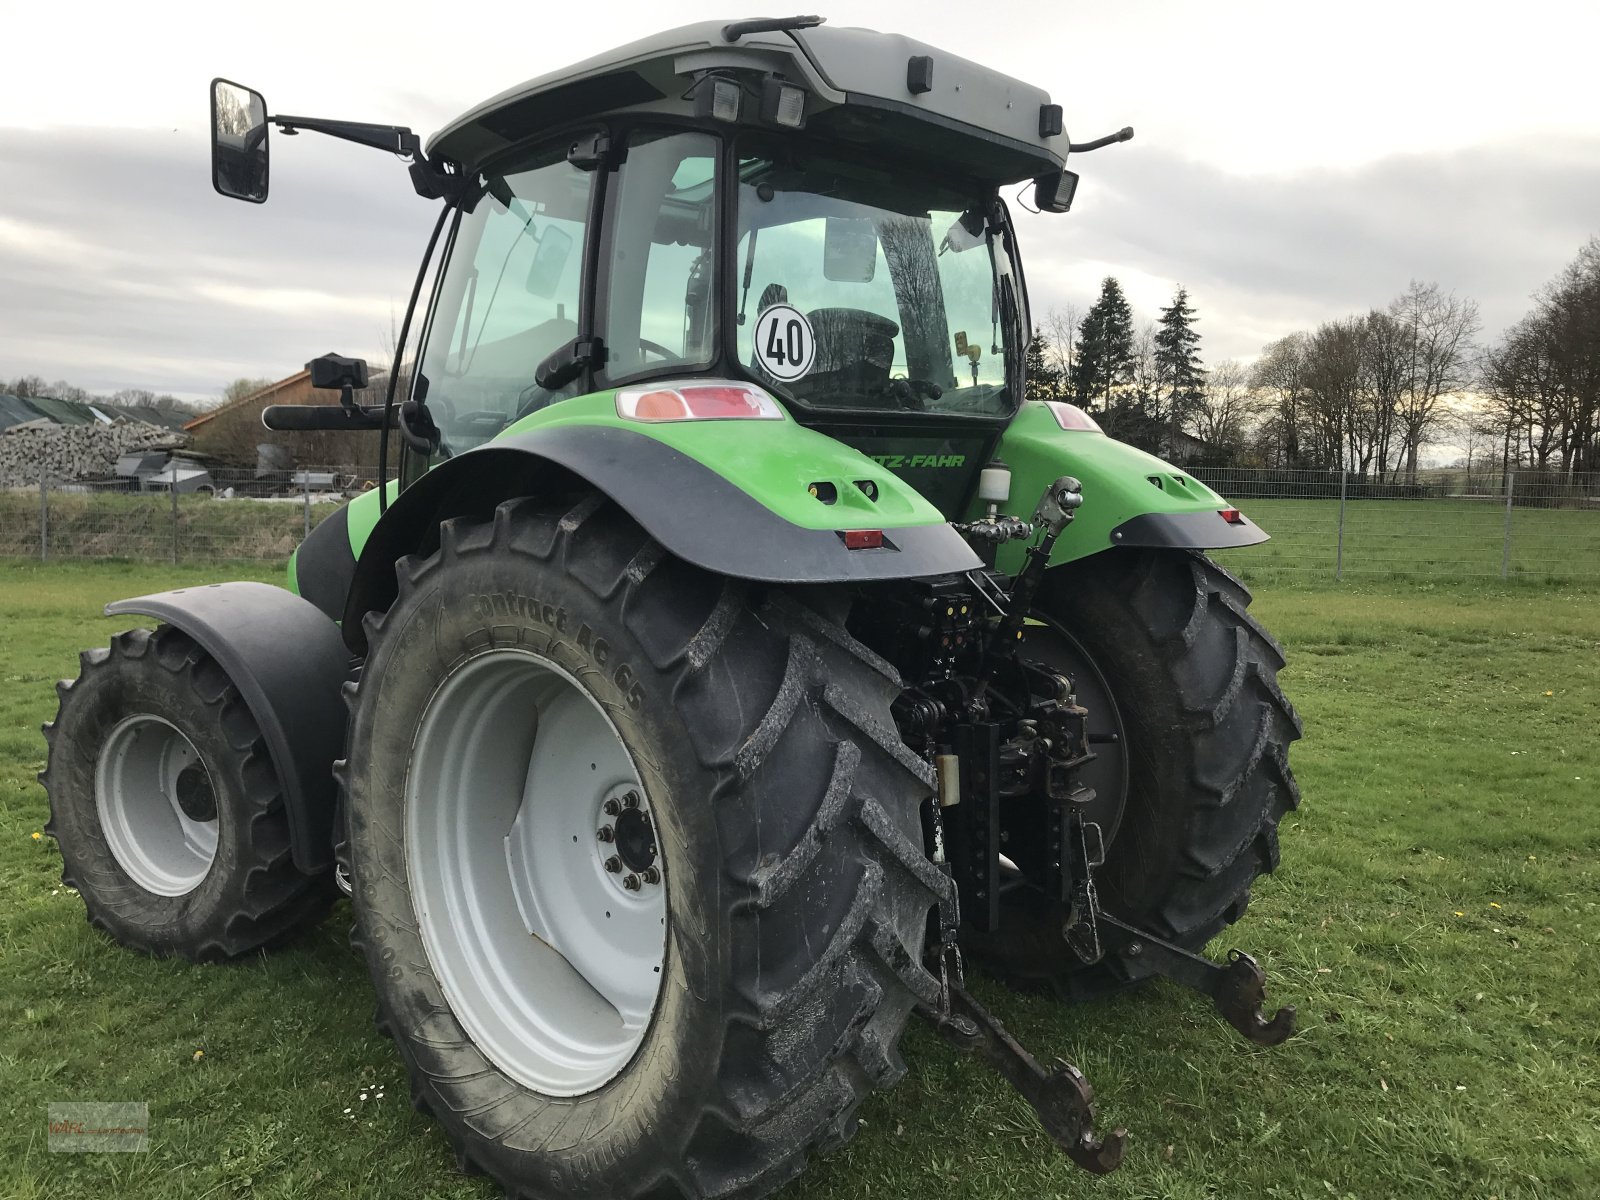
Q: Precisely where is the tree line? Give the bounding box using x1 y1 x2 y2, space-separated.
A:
2 374 201 416
1 376 280 419
1025 237 1599 480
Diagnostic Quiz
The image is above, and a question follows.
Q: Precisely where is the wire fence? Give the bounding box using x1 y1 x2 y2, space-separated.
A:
1 463 1596 582
1190 467 1600 581
0 465 366 564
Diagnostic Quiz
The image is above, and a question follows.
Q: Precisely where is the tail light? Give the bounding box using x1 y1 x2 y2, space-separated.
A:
616 381 784 422
1044 401 1103 432
1220 508 1246 525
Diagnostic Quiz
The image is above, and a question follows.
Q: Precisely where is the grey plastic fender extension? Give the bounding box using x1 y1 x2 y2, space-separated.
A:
105 582 350 874
342 424 982 653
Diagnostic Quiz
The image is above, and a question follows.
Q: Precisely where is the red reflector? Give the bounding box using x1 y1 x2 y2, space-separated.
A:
842 529 884 550
677 385 765 418
1044 400 1104 432
1219 507 1245 525
634 389 690 420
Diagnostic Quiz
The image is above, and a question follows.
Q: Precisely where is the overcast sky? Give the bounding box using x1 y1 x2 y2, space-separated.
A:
2 0 1597 402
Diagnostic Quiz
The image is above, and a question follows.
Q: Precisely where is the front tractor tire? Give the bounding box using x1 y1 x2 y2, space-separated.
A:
970 548 1302 996
41 626 333 960
341 495 946 1200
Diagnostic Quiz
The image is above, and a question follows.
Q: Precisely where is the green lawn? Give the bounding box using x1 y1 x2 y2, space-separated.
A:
1218 498 1600 584
3 490 1596 582
1 562 1597 1199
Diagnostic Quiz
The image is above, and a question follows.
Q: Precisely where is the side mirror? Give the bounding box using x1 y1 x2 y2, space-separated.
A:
211 78 270 203
823 217 878 282
1033 169 1080 215
526 226 574 298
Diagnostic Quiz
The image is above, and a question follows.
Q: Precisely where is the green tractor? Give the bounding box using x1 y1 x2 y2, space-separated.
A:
43 16 1299 1195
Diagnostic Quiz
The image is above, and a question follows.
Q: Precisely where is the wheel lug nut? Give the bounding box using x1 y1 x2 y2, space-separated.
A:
603 856 622 873
596 826 615 843
641 866 661 885
602 798 621 816
622 790 641 810
623 873 642 891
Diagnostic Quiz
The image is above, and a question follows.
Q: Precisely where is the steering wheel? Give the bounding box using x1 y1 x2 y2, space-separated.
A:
638 338 677 362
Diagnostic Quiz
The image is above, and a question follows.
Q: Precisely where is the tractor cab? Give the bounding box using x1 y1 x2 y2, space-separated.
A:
212 16 1103 514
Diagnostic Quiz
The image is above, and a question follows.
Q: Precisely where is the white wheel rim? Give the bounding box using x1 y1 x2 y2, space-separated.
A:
95 715 219 896
405 649 667 1096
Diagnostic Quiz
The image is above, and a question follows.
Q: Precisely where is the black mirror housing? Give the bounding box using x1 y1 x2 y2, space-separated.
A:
1033 169 1080 214
211 78 270 203
307 354 370 391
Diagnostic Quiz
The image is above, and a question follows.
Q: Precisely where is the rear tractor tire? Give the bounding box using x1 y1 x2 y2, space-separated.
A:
341 494 947 1200
967 548 1302 997
41 625 333 961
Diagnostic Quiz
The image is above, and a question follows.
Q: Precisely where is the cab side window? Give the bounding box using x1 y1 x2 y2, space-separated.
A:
599 131 719 381
418 142 595 452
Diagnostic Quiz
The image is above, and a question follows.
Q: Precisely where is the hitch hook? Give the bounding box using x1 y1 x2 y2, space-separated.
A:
1098 915 1297 1047
1214 950 1297 1046
921 982 1126 1174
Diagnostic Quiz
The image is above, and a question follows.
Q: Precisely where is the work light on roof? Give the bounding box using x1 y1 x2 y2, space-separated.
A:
695 77 743 124
760 78 807 128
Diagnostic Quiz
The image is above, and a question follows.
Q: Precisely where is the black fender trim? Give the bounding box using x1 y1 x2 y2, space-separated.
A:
106 582 350 874
1108 509 1271 550
293 503 355 624
343 424 981 653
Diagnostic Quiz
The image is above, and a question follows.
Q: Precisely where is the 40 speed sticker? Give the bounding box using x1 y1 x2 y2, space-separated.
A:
753 304 816 382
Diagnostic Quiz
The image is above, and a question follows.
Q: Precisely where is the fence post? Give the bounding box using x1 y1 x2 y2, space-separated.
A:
1500 471 1515 579
39 466 48 562
303 472 312 540
170 464 180 565
1335 468 1347 581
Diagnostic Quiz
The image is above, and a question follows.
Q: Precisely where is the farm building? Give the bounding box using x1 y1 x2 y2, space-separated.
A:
183 361 388 473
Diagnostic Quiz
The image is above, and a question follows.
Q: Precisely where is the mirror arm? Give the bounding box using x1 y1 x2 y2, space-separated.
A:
1066 126 1135 154
268 114 463 201
269 114 424 157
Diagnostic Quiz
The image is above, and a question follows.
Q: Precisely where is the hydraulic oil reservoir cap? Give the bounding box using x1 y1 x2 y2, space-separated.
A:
978 460 1011 504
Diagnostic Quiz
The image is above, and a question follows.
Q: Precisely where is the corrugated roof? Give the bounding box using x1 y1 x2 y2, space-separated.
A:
0 392 194 432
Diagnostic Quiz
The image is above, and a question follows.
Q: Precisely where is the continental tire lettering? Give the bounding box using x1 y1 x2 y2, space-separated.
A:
466 593 568 632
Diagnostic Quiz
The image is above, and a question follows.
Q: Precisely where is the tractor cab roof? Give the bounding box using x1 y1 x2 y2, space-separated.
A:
429 17 1067 185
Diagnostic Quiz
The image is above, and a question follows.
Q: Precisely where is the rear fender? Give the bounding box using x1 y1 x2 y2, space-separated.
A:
340 391 981 652
975 402 1269 574
105 582 350 875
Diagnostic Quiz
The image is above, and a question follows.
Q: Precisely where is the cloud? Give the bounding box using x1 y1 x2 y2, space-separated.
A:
0 127 437 399
1 122 1596 403
1017 133 1600 361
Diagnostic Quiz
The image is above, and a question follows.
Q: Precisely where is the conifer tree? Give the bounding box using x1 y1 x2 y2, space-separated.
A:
1024 328 1066 403
1154 287 1206 450
1068 277 1134 411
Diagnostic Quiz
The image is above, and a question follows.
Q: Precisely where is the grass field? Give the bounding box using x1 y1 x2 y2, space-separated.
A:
1217 498 1600 584
1 560 1597 1199
3 489 1597 582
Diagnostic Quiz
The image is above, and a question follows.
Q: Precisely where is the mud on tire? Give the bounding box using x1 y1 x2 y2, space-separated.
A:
41 625 334 961
341 494 949 1200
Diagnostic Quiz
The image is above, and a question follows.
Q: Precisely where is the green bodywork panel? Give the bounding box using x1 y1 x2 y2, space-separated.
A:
286 481 399 598
286 395 1243 594
967 401 1236 574
343 481 400 557
495 391 945 530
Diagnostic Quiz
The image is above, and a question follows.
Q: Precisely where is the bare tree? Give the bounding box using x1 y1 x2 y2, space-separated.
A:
1359 309 1407 480
1300 318 1369 471
1389 281 1480 482
1189 359 1263 457
1041 304 1079 384
223 377 275 406
1249 333 1308 467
